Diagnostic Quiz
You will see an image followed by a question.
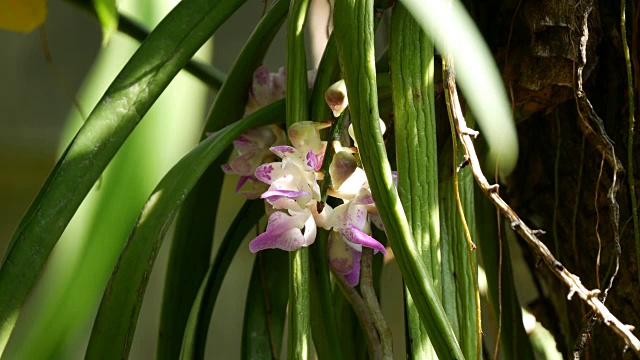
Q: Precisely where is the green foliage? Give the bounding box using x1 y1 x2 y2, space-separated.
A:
93 0 118 44
0 0 529 359
159 2 288 357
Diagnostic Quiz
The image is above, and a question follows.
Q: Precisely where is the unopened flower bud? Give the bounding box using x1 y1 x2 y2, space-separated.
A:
325 80 349 117
288 121 331 156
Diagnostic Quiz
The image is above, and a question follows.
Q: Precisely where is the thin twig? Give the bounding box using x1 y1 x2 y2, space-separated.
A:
442 65 640 355
443 56 482 359
360 248 393 360
493 167 503 360
332 267 382 360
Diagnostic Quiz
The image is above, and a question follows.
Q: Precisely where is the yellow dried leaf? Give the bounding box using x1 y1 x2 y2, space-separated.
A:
0 0 47 33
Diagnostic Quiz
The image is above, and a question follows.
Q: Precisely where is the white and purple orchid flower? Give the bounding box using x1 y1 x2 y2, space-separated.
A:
220 125 285 199
231 75 388 286
320 187 386 286
221 66 320 198
248 122 329 252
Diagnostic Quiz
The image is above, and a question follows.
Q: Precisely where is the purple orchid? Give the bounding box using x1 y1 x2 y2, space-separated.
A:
327 232 362 286
319 188 386 255
249 209 317 252
220 125 285 199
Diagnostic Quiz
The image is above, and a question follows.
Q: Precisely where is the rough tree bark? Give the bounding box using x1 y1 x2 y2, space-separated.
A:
469 0 640 358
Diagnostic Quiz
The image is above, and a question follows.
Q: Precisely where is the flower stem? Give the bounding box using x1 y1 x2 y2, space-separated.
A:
286 0 312 358
332 265 382 360
334 0 463 358
360 248 393 360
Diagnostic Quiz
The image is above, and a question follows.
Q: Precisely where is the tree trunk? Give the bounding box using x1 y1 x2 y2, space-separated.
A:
473 0 640 358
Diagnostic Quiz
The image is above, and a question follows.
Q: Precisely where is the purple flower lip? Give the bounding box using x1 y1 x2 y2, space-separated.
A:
255 164 274 182
261 189 310 201
340 224 386 255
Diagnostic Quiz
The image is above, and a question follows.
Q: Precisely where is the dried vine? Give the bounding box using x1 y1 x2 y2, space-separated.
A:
442 65 640 355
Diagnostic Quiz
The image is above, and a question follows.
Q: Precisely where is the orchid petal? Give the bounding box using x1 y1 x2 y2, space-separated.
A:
344 249 361 286
235 176 251 192
311 203 332 229
237 177 267 200
340 224 386 255
249 227 307 252
327 232 354 275
248 210 313 252
228 148 264 176
221 163 234 174
288 121 329 156
302 212 317 247
261 189 310 200
270 145 298 158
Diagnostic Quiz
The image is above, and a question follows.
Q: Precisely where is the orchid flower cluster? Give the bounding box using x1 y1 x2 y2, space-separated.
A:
222 67 386 286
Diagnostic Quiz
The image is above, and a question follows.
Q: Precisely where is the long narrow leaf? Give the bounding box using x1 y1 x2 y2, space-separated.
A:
92 0 117 43
158 2 288 358
390 4 441 358
476 193 534 360
66 0 227 90
0 0 247 352
439 139 480 359
398 0 518 175
307 31 343 360
242 249 289 360
334 0 464 358
85 100 284 359
179 200 265 359
285 0 312 358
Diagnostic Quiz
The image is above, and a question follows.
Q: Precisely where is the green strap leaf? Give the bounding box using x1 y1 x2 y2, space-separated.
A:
476 193 534 360
66 0 227 90
307 29 343 360
158 2 288 358
399 0 518 175
285 0 312 358
85 100 284 359
92 0 117 44
439 139 480 359
0 0 246 353
179 200 266 359
242 249 289 360
334 0 464 359
390 4 441 359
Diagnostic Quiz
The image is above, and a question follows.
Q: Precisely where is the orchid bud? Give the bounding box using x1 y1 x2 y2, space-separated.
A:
288 121 331 156
325 80 349 117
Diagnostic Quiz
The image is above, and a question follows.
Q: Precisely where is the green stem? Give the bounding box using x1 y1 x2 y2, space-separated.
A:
334 0 463 358
389 4 440 358
333 264 382 360
158 2 288 357
360 248 393 360
286 0 311 358
622 0 640 286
